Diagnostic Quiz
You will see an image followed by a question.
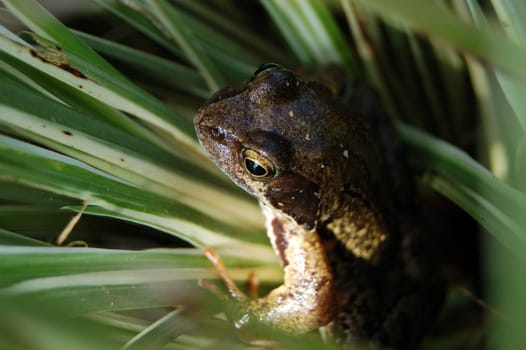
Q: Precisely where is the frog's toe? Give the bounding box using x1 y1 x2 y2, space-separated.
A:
202 247 248 302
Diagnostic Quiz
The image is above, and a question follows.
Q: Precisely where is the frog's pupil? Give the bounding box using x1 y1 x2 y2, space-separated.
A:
245 158 267 177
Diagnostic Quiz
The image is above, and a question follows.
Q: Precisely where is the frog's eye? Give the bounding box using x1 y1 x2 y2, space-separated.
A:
252 63 282 78
242 149 276 179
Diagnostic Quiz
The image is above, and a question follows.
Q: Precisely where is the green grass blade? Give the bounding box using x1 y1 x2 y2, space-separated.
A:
0 246 274 287
461 0 526 134
261 0 314 64
1 247 202 287
0 45 166 144
0 134 275 260
142 0 224 91
353 0 526 81
493 76 526 132
97 0 256 82
0 298 122 350
2 0 118 75
175 0 292 64
424 174 522 256
0 246 281 314
0 228 50 246
122 308 194 350
399 123 526 253
0 20 201 161
296 0 356 71
75 32 210 99
342 1 398 114
262 0 355 73
0 182 76 206
0 65 265 230
150 3 264 75
490 0 526 43
95 0 185 59
74 30 209 99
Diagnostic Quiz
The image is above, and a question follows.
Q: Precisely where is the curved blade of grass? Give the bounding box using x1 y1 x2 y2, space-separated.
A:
490 0 526 44
0 181 76 206
98 0 261 81
406 34 452 139
122 308 194 350
142 0 224 91
296 0 356 71
95 0 186 58
0 251 281 315
398 123 526 253
343 0 432 133
341 1 398 114
0 5 204 161
465 56 526 193
150 2 264 75
0 247 206 287
73 30 209 99
493 76 526 133
425 174 522 256
0 134 275 261
0 97 259 232
93 312 214 349
261 0 313 64
1 274 200 315
352 0 526 81
0 246 278 287
0 45 171 146
0 205 83 240
460 0 526 133
2 0 118 76
0 298 122 350
0 228 50 246
344 0 486 140
0 30 202 160
262 0 356 74
0 66 263 230
175 0 292 64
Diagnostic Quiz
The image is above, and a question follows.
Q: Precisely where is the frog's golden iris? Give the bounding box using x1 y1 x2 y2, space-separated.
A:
241 148 276 179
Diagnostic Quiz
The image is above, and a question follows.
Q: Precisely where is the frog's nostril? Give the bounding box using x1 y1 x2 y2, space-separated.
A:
210 126 225 141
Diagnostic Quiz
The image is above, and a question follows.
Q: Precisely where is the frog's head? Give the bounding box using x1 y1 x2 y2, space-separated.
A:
195 64 354 229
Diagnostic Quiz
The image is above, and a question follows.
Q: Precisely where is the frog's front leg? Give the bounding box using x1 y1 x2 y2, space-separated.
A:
206 205 335 334
251 205 335 333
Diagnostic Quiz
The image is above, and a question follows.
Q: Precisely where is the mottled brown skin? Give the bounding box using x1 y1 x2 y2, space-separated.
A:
194 64 444 349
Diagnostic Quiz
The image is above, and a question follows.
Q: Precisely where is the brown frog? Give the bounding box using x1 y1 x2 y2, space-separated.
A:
194 64 444 349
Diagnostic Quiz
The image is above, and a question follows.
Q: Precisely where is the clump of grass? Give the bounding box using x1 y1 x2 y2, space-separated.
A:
0 0 525 348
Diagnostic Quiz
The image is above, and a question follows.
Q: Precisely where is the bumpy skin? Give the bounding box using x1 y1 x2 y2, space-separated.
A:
194 65 444 349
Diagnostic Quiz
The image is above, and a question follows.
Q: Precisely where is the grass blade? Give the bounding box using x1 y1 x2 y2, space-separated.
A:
353 0 526 81
262 0 355 74
0 134 275 260
73 30 209 99
399 123 526 253
142 0 225 91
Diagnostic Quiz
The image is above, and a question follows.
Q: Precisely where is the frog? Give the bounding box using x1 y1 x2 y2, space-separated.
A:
194 63 445 349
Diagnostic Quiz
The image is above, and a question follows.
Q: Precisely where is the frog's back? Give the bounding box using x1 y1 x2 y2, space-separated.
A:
319 84 445 348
